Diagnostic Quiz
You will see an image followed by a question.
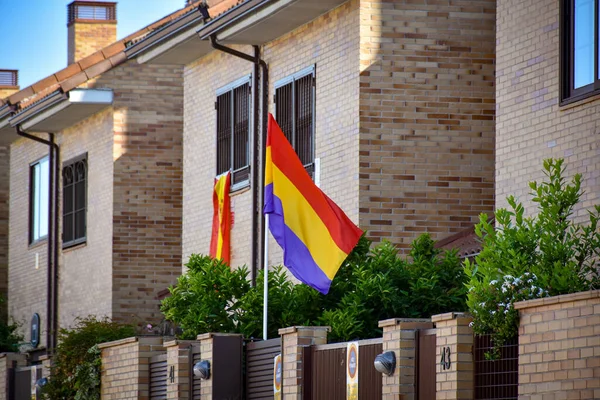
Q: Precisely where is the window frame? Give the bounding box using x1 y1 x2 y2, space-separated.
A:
62 153 88 249
274 65 316 176
215 75 252 191
561 0 600 104
29 156 50 245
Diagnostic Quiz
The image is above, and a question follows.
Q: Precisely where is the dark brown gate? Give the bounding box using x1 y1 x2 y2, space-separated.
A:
9 364 41 400
149 353 168 399
416 328 436 400
245 338 281 400
474 334 518 400
310 338 382 400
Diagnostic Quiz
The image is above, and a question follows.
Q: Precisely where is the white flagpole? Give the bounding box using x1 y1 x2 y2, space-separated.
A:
263 214 269 340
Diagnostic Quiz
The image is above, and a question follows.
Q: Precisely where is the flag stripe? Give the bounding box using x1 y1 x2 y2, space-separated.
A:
266 186 333 293
267 163 349 279
266 127 359 254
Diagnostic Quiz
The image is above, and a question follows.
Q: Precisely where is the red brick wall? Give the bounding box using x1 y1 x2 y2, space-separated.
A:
358 0 496 251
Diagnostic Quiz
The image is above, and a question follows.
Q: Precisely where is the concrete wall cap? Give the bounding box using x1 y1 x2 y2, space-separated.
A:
278 326 331 335
378 318 431 328
514 289 599 310
98 336 138 349
196 332 243 340
431 312 471 323
164 339 200 348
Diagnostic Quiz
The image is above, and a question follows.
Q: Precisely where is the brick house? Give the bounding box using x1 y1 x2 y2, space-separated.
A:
0 0 235 353
496 0 600 218
128 0 496 278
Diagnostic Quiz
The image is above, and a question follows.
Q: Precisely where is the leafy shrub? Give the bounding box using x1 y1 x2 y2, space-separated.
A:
162 234 468 342
0 297 23 353
42 316 135 400
465 159 600 356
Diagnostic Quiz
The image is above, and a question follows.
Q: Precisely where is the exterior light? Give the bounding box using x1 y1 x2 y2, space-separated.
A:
374 351 396 376
35 377 48 388
193 360 211 380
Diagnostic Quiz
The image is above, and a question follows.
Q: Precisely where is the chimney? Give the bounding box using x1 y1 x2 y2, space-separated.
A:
0 70 19 100
67 1 117 64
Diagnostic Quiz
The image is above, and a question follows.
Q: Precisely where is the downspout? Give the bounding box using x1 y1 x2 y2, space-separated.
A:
16 127 60 353
209 36 268 286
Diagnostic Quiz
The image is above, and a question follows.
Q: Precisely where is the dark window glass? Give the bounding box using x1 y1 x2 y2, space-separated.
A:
30 157 49 243
63 156 87 248
216 80 250 186
275 67 315 176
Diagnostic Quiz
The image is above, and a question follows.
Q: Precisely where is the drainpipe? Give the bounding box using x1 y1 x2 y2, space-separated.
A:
16 127 60 353
209 36 268 286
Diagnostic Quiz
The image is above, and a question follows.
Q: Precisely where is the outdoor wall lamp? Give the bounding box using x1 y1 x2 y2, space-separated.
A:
35 377 48 388
193 360 211 380
374 351 396 376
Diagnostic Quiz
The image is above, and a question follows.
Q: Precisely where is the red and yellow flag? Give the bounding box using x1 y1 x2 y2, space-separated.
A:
210 171 231 264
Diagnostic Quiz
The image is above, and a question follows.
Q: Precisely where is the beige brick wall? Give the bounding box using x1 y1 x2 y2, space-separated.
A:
359 0 496 251
182 0 360 271
496 0 600 219
8 138 51 347
68 21 117 64
515 290 600 399
0 147 8 312
57 108 114 329
0 353 26 400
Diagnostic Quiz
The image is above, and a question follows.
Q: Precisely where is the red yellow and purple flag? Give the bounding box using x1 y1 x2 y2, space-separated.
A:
210 171 231 264
263 114 362 294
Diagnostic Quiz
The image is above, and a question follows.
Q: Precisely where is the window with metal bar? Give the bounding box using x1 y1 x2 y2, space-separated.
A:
29 157 50 244
62 155 87 248
561 0 600 103
275 66 315 177
216 78 251 187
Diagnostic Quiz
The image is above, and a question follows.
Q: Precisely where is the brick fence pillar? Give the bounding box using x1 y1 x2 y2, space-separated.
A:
278 326 330 400
0 353 26 400
432 312 474 400
99 336 165 399
379 318 433 400
164 339 199 400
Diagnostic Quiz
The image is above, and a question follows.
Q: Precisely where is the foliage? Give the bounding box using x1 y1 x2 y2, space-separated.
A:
465 159 600 356
0 297 23 353
162 234 468 342
42 316 135 400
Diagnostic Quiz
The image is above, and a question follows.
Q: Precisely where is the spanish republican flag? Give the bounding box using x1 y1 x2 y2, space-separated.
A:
263 114 362 294
210 171 231 264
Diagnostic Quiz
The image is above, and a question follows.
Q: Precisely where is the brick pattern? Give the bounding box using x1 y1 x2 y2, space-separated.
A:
99 336 165 400
359 0 496 251
164 339 199 399
8 138 51 347
515 290 600 399
378 318 432 400
432 312 474 400
0 147 8 313
0 353 26 400
197 333 215 398
496 0 600 221
68 21 117 64
278 326 329 399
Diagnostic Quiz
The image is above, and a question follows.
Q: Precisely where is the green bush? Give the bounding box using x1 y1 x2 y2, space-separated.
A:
0 297 23 353
42 316 135 400
465 159 600 357
162 233 468 342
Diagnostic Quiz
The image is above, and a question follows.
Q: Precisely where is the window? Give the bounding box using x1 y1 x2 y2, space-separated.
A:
30 157 49 244
274 66 315 177
216 77 251 188
562 0 600 103
62 155 87 247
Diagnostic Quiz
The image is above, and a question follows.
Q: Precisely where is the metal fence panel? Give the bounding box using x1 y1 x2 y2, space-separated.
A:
246 338 281 400
416 329 437 400
149 353 168 400
474 334 518 400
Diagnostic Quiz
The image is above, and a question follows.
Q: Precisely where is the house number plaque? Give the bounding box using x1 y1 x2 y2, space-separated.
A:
440 346 451 370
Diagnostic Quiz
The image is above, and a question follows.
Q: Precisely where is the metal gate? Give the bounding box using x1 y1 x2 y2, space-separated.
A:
149 353 168 399
9 364 41 400
474 334 518 400
245 338 281 400
416 328 436 400
310 338 382 400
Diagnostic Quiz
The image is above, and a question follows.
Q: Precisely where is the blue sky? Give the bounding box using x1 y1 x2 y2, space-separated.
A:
0 1 186 88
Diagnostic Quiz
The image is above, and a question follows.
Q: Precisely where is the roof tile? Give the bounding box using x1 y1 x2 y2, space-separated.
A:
84 59 113 80
31 75 59 94
60 72 88 93
55 63 83 82
8 86 34 105
78 52 105 70
101 41 126 59
108 51 127 68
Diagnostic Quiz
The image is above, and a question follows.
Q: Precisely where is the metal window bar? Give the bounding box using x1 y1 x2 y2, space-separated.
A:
232 83 250 184
275 82 294 146
216 91 232 176
473 334 518 400
68 2 116 22
63 158 87 247
0 69 18 86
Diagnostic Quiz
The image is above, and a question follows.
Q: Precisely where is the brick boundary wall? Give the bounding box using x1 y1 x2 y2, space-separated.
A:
99 336 165 400
515 290 600 399
0 353 26 400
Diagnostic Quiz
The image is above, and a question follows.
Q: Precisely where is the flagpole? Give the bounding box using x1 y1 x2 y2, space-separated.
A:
263 213 269 340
